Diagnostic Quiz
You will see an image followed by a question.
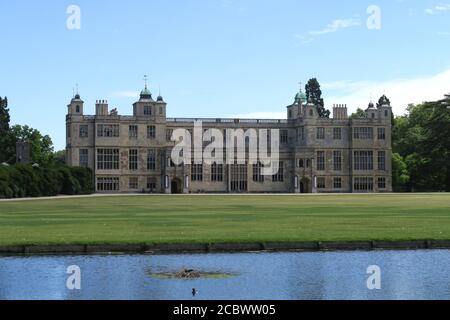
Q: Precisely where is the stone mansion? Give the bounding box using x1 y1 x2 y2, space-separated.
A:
66 84 392 194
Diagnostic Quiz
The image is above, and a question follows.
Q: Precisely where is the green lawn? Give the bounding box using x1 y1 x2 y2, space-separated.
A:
0 194 450 246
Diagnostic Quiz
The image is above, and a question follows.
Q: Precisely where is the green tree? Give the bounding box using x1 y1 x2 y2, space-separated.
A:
10 125 54 164
349 108 366 119
0 97 15 163
305 78 330 118
392 153 410 191
392 94 450 191
377 94 391 108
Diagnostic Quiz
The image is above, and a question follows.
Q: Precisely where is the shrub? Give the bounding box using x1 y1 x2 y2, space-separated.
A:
0 164 94 199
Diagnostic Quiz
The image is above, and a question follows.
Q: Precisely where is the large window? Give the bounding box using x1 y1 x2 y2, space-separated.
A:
272 161 284 182
231 163 248 192
333 128 342 140
147 177 157 191
147 149 156 170
211 163 224 182
317 151 325 171
354 177 374 191
97 124 119 137
378 151 386 171
97 149 119 170
317 177 326 189
253 162 264 183
333 151 342 171
79 149 88 167
378 177 386 189
316 127 325 140
129 149 138 171
144 105 152 116
166 129 173 141
97 177 120 191
129 125 138 139
147 126 156 139
377 128 386 140
299 127 305 141
191 163 203 181
333 177 342 189
129 177 138 190
354 151 373 171
353 127 373 140
79 125 88 138
280 130 288 144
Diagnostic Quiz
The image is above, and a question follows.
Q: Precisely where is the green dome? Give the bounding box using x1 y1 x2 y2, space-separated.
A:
140 86 152 99
295 91 306 104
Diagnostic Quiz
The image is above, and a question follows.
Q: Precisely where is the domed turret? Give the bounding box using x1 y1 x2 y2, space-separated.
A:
140 86 153 100
157 95 164 102
294 84 307 105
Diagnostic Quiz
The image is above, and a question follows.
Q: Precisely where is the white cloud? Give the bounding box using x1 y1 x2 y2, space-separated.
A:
324 68 450 115
295 17 361 45
425 3 450 14
309 18 361 35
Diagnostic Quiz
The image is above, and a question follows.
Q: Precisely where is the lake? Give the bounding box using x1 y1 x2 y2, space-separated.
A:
1 250 450 300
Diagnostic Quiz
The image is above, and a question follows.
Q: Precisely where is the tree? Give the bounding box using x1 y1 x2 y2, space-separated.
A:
0 97 10 135
305 78 330 118
10 125 54 164
377 95 391 107
392 153 410 191
0 97 15 163
350 108 366 119
392 95 450 192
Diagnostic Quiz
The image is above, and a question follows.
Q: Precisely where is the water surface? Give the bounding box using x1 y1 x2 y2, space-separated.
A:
0 250 449 300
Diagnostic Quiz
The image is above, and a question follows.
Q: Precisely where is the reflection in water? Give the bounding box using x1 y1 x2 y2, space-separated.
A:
0 250 450 300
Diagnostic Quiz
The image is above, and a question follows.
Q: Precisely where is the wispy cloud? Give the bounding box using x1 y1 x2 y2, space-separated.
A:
295 17 361 45
324 68 450 115
438 31 450 35
309 18 361 35
425 3 450 14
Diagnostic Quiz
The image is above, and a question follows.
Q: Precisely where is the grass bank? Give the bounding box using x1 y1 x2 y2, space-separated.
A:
0 194 449 246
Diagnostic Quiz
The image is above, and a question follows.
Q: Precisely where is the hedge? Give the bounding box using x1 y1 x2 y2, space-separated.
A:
0 164 94 199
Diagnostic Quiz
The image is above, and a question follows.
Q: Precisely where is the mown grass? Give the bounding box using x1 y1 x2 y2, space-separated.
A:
0 194 449 246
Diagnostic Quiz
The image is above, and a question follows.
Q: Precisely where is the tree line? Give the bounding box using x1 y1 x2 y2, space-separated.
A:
0 96 94 198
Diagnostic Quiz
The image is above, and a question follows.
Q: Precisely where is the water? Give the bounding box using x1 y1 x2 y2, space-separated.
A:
1 250 450 300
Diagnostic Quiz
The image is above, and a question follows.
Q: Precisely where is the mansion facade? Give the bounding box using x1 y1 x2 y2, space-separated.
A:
66 85 393 194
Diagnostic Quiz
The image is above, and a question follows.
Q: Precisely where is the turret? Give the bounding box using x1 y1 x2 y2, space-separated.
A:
67 93 84 115
287 85 307 120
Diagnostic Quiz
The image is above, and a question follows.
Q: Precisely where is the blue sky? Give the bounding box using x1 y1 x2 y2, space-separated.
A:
1 0 449 150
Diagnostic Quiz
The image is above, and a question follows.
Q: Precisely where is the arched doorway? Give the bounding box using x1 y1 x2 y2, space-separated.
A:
171 178 182 194
300 177 312 193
